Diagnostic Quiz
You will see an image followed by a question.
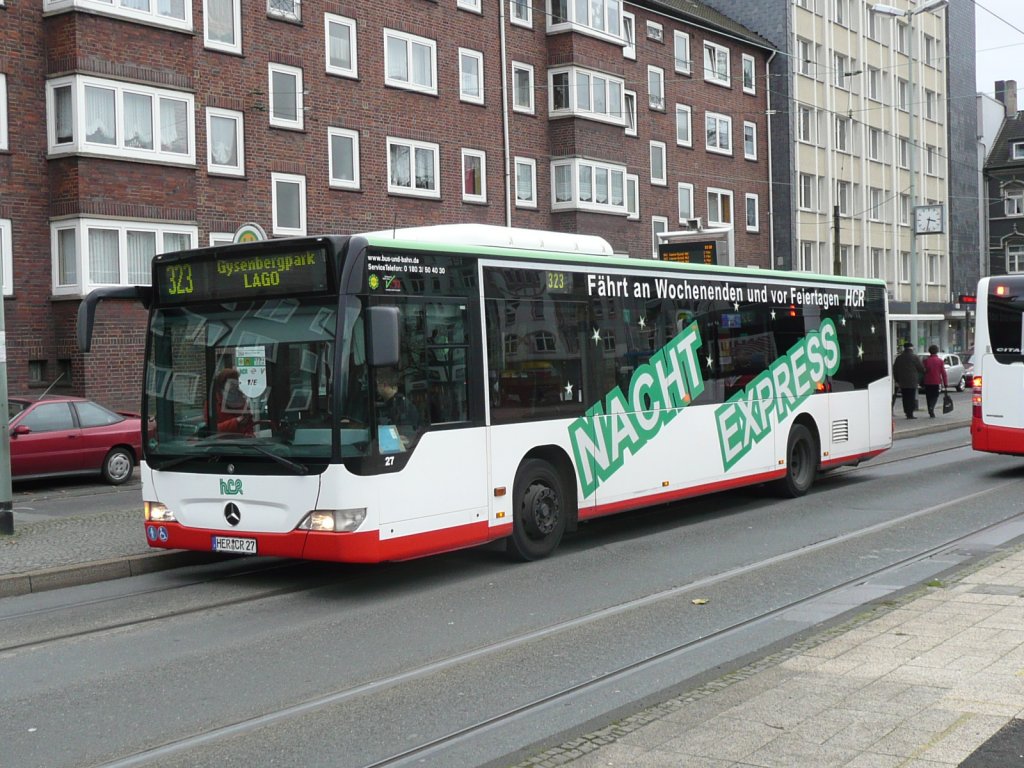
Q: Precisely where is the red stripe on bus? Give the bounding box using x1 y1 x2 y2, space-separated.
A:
971 418 1024 456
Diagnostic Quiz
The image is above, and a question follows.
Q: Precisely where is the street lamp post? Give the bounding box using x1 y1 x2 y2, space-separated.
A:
872 0 947 348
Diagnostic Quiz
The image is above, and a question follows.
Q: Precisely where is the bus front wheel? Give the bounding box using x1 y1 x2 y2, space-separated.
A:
508 459 566 561
776 424 817 498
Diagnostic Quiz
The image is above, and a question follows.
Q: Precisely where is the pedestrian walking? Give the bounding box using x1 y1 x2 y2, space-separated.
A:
892 343 925 419
922 344 948 418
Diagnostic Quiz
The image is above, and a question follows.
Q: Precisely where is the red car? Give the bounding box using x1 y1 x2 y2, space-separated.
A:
8 396 143 485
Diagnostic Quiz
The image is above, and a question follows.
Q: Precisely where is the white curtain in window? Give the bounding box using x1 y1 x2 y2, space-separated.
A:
414 147 434 190
575 71 590 111
127 230 156 284
88 228 120 284
460 54 480 99
121 0 149 11
578 165 592 202
554 164 572 202
611 171 624 206
160 98 188 153
595 167 608 204
210 115 237 166
55 86 74 144
124 92 153 149
58 229 77 286
411 42 432 88
386 37 408 81
157 0 185 18
163 232 191 253
331 134 353 181
84 86 116 145
390 144 411 187
329 23 351 69
208 0 235 44
516 164 532 201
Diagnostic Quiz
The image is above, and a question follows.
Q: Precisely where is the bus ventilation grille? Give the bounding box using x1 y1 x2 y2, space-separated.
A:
831 419 850 443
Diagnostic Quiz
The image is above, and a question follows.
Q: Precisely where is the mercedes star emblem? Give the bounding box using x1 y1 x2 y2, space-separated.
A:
224 503 241 526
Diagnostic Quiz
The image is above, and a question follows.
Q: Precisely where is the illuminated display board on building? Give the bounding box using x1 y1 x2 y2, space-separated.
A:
658 241 718 265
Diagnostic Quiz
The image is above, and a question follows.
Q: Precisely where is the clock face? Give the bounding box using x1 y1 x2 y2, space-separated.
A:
914 205 943 234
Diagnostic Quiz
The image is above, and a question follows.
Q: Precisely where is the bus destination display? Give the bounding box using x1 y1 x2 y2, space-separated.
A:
155 247 330 304
658 241 718 265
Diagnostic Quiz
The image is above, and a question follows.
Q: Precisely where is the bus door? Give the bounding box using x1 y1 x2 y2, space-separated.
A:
371 299 489 537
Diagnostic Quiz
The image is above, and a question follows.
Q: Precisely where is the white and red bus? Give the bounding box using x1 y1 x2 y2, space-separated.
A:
971 275 1024 456
79 225 892 562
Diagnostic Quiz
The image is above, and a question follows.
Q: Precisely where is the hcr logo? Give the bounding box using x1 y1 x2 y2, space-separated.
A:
220 478 244 496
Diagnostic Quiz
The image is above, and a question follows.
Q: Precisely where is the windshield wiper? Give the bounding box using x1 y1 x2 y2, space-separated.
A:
246 443 309 475
150 438 308 475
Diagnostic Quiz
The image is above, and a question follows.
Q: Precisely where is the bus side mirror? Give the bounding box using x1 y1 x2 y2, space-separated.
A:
367 306 400 368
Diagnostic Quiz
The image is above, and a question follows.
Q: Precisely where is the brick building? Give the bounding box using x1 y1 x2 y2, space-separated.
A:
1 0 772 410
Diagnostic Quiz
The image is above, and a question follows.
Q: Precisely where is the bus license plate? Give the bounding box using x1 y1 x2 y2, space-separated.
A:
212 536 257 554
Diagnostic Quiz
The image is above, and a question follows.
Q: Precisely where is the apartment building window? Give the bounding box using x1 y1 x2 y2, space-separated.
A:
796 38 816 77
926 252 941 284
836 180 851 215
835 116 850 152
512 63 535 113
796 0 814 8
325 13 357 78
646 21 662 42
388 137 440 198
621 12 636 59
707 188 732 225
457 0 481 12
51 218 196 294
867 67 882 101
898 137 910 168
838 245 851 275
269 63 303 130
798 106 816 143
511 0 532 27
925 145 937 175
897 79 909 111
268 0 299 22
923 35 937 67
833 0 848 26
865 8 879 40
651 216 668 258
547 0 621 39
705 112 732 155
459 48 484 105
44 0 190 31
742 54 755 94
552 158 627 214
650 141 666 185
205 0 240 54
870 248 884 279
648 66 665 110
868 187 884 221
899 194 911 225
925 89 936 120
0 75 6 152
899 251 910 283
328 127 360 190
799 241 819 272
674 32 691 75
1004 188 1024 217
675 104 692 146
384 29 437 95
47 76 194 164
677 183 694 221
1013 142 1024 160
895 22 909 54
206 108 244 176
549 67 625 125
1008 244 1024 273
461 149 486 202
272 173 306 235
624 91 637 136
515 157 537 208
745 194 759 232
798 173 816 210
743 122 756 160
626 174 639 220
833 53 850 87
867 128 883 161
0 219 11 297
703 42 730 87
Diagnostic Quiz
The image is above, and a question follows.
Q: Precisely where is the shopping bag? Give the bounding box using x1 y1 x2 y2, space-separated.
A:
942 393 954 414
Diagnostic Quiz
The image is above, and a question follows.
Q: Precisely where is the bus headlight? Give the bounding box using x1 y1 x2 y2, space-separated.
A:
145 501 176 522
298 508 367 533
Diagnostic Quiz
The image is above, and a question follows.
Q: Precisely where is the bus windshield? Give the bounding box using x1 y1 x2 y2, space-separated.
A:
144 297 353 466
988 278 1024 363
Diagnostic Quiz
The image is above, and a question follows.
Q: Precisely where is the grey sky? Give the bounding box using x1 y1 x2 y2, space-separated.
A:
975 0 1024 96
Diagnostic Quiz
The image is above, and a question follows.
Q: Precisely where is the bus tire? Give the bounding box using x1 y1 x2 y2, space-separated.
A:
507 459 566 561
775 424 816 498
102 447 135 485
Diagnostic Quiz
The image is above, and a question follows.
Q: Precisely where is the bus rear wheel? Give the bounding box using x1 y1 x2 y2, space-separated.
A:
775 424 817 498
507 459 566 561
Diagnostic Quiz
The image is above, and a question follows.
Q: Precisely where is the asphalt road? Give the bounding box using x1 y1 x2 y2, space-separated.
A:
3 419 1020 768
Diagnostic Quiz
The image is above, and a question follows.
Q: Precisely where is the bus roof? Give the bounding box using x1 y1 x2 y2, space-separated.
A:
362 224 615 257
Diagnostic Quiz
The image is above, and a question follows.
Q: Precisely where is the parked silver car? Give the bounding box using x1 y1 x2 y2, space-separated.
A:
918 352 966 392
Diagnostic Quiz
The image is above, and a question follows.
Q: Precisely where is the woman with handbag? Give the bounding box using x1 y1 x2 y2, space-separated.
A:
922 345 948 418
